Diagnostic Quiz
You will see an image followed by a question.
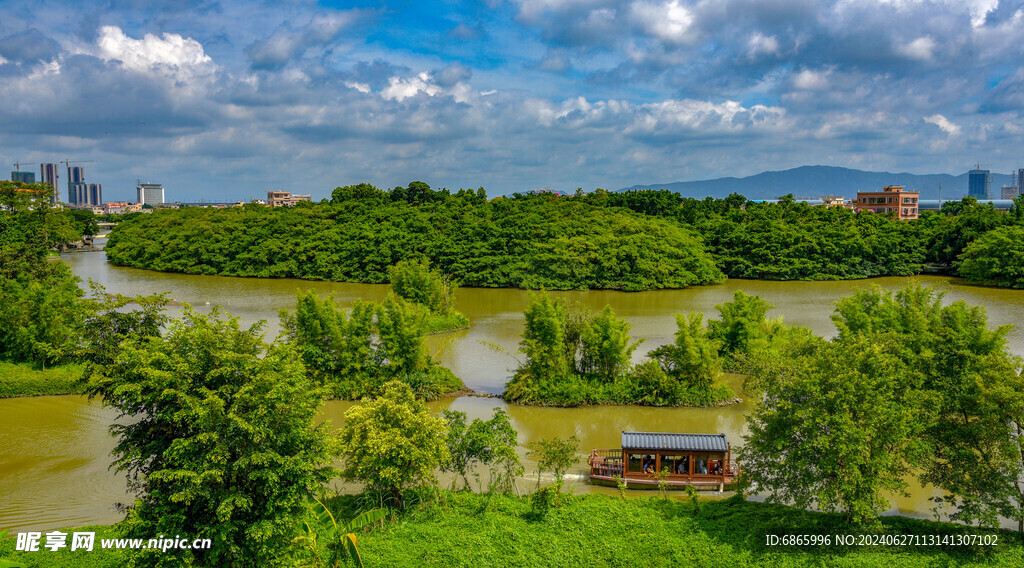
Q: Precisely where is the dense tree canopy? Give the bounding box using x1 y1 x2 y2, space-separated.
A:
957 225 1024 289
103 184 1024 290
105 184 724 291
0 182 88 367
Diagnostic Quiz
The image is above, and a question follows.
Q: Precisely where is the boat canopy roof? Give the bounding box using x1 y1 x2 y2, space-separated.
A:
621 432 728 453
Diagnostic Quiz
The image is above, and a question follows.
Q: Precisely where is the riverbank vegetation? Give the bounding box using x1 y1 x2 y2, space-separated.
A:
279 291 464 400
388 259 469 333
957 225 1024 288
600 190 1024 284
103 182 1024 290
0 183 89 369
105 183 725 291
0 362 86 398
502 292 735 407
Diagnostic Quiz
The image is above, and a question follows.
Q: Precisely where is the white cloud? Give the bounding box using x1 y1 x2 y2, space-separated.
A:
630 0 696 44
793 69 830 90
629 99 787 135
897 36 935 61
27 59 60 80
345 81 371 94
94 26 213 75
527 95 786 136
923 114 961 136
381 72 442 101
0 55 8 65
747 33 780 58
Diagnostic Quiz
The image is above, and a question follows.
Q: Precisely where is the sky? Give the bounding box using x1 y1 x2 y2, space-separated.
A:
1 0 1023 202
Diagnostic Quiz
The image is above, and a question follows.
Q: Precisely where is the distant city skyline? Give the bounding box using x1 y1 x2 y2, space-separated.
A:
2 1 1024 202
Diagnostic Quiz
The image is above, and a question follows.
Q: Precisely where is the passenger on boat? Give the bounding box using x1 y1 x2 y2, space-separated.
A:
643 456 655 474
710 462 722 475
696 459 708 474
676 457 689 474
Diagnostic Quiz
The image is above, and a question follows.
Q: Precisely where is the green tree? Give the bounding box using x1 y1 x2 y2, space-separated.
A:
0 182 87 367
330 183 386 204
707 290 773 359
280 291 375 384
337 380 449 507
741 337 929 525
648 312 721 389
484 408 524 495
280 292 461 400
832 282 1024 530
441 410 492 490
440 408 523 493
388 259 457 314
834 284 1024 531
528 435 580 493
78 282 169 372
957 225 1024 288
0 263 84 367
375 295 429 376
579 305 639 382
519 292 569 383
88 306 334 567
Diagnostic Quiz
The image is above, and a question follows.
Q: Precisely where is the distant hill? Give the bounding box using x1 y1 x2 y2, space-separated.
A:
618 165 1015 201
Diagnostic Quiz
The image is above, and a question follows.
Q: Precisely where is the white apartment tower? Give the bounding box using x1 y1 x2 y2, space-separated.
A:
137 182 165 206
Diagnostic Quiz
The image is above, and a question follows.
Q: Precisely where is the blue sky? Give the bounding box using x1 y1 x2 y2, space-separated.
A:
1 0 1022 202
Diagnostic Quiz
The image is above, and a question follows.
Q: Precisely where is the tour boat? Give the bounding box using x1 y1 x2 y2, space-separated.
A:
588 432 739 492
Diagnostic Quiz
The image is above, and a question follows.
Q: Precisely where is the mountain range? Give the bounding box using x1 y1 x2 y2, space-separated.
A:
617 165 1017 201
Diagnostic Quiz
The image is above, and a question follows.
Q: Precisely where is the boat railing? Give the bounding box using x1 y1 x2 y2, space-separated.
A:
588 449 624 477
724 456 739 477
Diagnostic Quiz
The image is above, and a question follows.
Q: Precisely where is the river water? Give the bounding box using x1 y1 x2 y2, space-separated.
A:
2 246 1023 531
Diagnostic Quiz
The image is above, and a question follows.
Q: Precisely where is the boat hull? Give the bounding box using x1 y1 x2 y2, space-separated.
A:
590 474 739 491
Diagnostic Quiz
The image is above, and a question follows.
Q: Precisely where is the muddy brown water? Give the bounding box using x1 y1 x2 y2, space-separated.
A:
1 246 1021 531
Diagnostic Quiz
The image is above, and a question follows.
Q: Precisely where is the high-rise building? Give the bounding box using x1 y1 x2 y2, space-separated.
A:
67 166 85 204
10 171 35 184
71 183 87 205
40 163 59 203
87 183 102 206
968 168 990 199
137 182 165 205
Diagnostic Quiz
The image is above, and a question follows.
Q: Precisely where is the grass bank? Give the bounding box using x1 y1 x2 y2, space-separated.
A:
423 312 471 335
349 492 1022 567
5 493 1021 567
0 362 85 398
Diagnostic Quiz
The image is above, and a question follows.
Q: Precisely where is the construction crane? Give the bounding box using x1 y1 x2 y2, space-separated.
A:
974 162 992 170
61 159 95 170
12 161 36 171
